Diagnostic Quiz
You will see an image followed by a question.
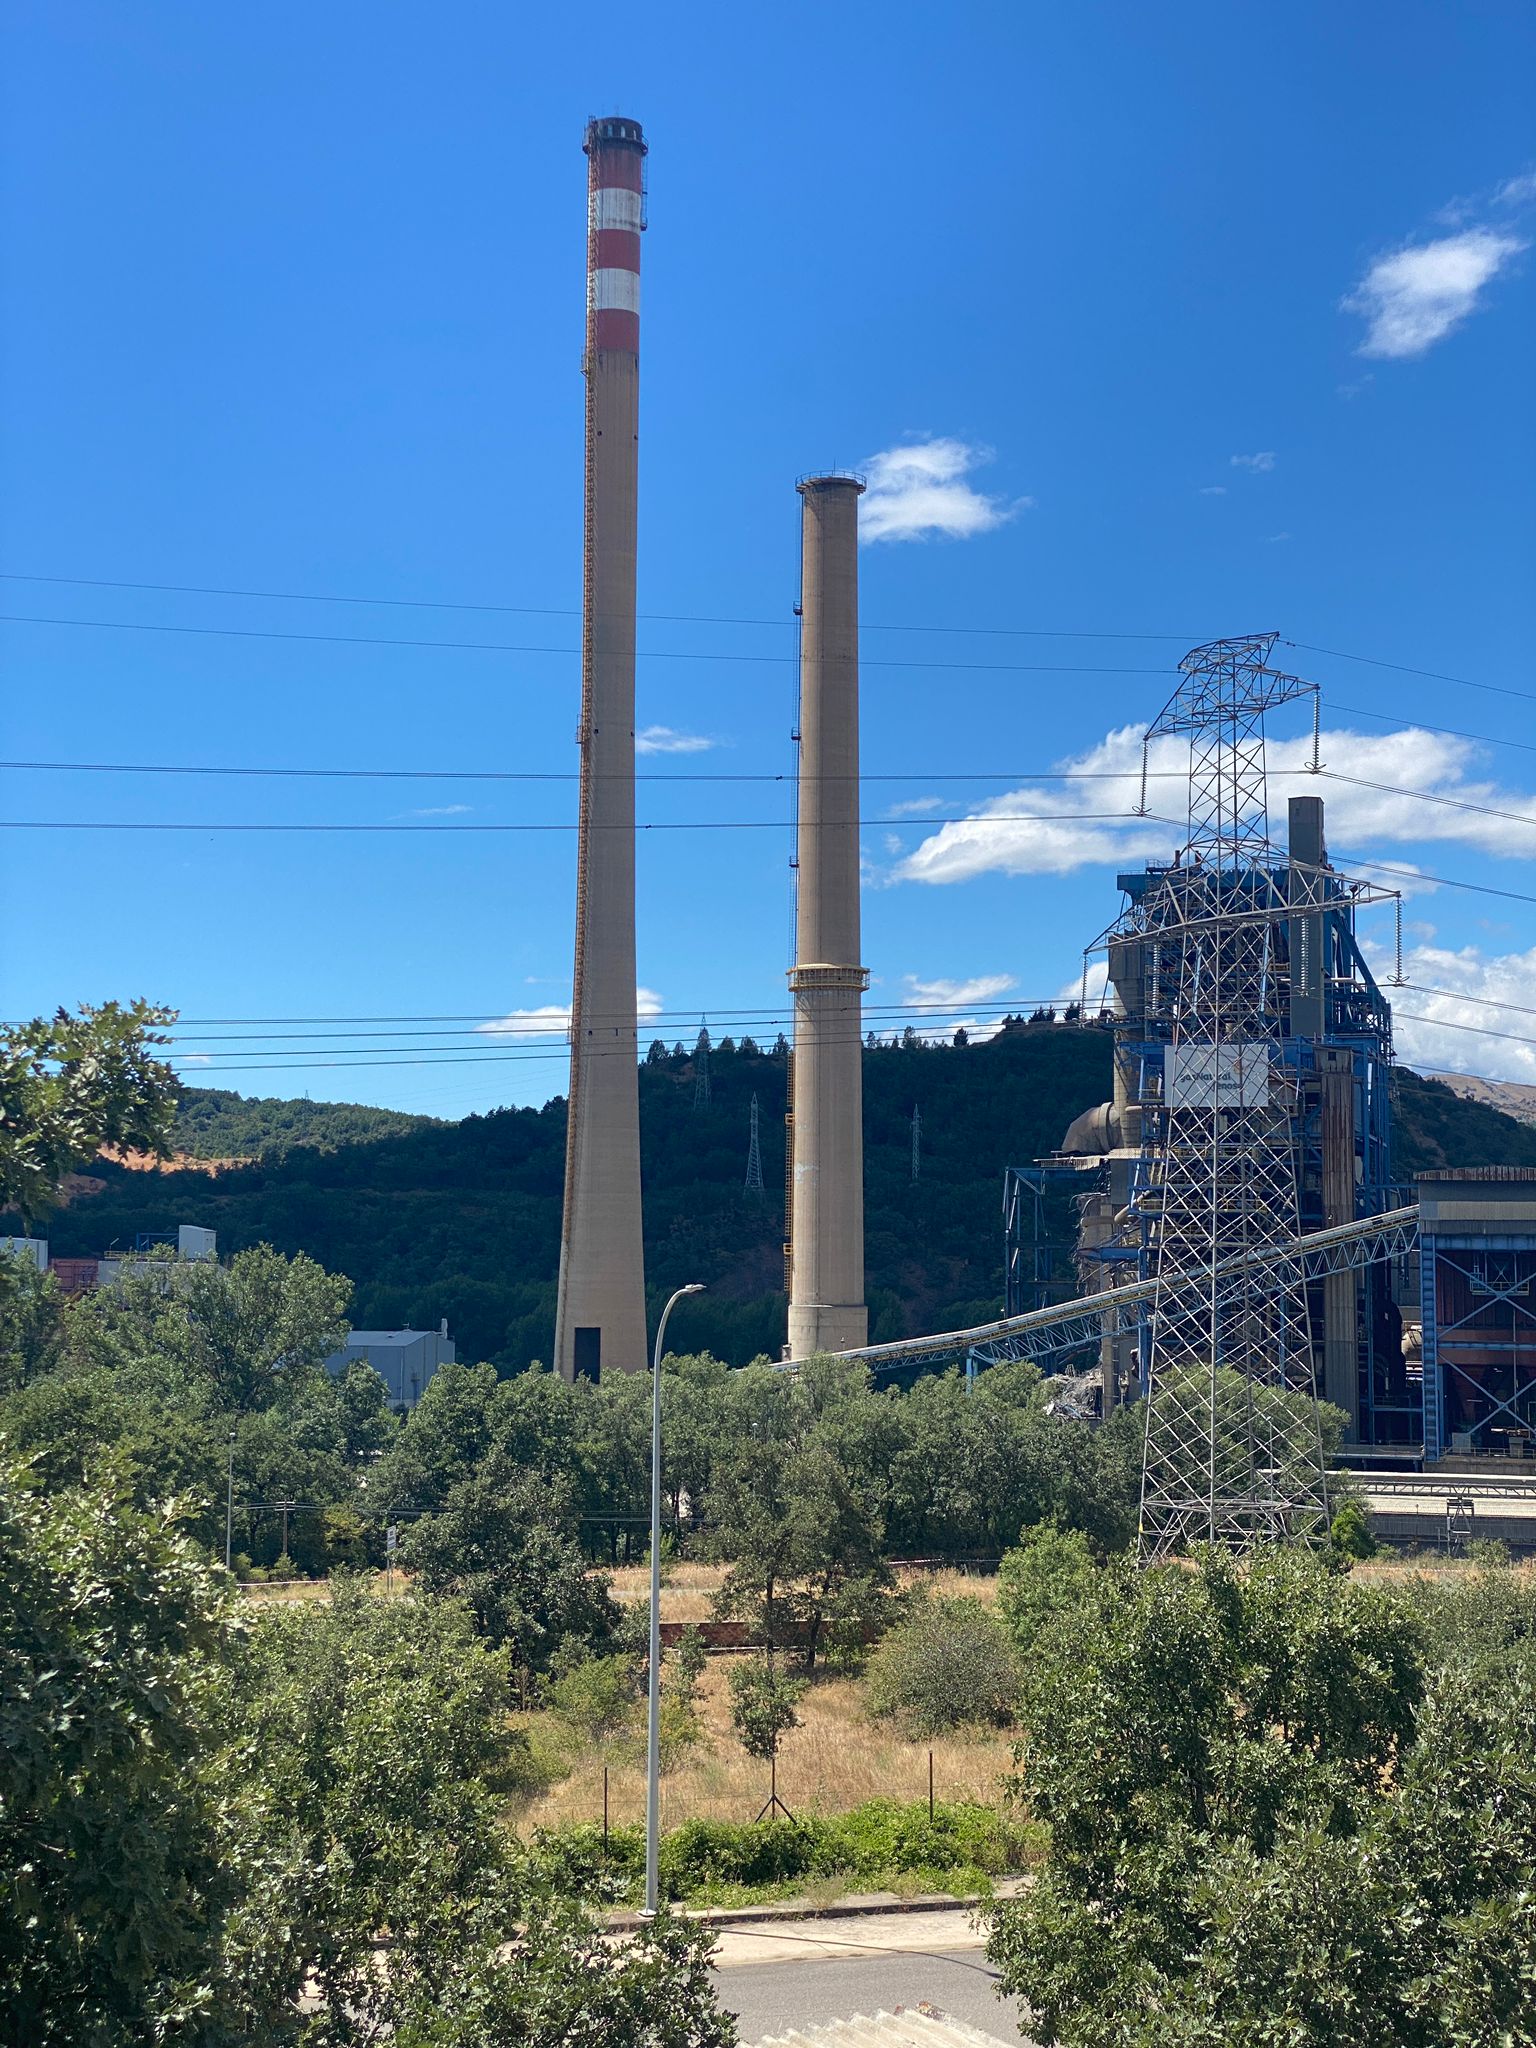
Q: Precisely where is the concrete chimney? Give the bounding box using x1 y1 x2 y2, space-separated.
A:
554 117 649 1382
786 475 869 1360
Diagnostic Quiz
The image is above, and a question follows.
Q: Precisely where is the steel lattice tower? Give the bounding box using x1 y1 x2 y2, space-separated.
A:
693 1022 712 1110
1131 634 1333 1559
745 1092 764 1194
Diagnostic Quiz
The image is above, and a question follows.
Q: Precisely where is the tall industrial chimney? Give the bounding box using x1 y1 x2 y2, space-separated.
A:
554 116 649 1382
786 475 869 1360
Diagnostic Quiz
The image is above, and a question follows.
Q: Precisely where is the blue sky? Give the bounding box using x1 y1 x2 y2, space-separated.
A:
2 1 1534 1117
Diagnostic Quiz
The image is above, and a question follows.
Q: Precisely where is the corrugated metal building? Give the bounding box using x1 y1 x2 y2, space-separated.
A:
324 1324 455 1409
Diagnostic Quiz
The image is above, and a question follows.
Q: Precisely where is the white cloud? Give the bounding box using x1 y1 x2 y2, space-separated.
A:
408 802 473 817
477 986 663 1038
1495 169 1536 208
860 439 1026 544
896 971 1018 1044
905 972 1017 1008
1343 227 1526 358
1230 452 1276 473
886 795 944 816
1362 939 1536 1085
1199 485 1228 496
892 720 1536 887
1265 532 1292 544
636 726 714 755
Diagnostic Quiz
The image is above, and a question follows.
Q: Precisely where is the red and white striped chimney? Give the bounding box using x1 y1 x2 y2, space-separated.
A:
586 116 645 354
555 117 650 1383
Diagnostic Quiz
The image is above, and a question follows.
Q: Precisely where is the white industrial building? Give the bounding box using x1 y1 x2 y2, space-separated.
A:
324 1322 455 1409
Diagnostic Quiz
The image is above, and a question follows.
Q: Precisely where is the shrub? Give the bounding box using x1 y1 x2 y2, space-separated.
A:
865 1594 1020 1735
995 1520 1098 1654
524 1799 1039 1906
542 1651 639 1746
1329 1499 1378 1561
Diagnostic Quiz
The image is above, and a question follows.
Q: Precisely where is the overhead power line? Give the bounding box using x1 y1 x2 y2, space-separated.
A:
0 810 1169 833
3 573 1526 699
1326 701 1536 758
158 1003 1536 1076
0 612 1166 677
1315 769 1536 835
148 981 1536 1033
1288 639 1536 706
0 569 1194 641
0 757 1189 786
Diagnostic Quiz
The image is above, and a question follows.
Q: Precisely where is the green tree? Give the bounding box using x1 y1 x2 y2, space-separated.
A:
0 1367 224 1542
402 1451 619 1676
177 1243 352 1411
0 1001 178 1228
0 1454 290 2041
711 1360 893 1669
986 1547 1435 2046
233 1579 734 2044
0 1252 65 1396
66 1240 352 1417
0 1461 738 2044
728 1655 805 1764
371 1358 505 1516
995 1520 1099 1656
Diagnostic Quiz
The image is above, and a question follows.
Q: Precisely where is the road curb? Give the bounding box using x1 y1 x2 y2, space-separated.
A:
605 1884 1022 1934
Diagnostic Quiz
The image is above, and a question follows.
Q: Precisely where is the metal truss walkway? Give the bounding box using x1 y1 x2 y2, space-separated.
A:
832 1204 1420 1378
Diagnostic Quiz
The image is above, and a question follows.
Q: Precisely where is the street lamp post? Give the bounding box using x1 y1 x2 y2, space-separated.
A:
224 1426 237 1571
645 1281 705 1917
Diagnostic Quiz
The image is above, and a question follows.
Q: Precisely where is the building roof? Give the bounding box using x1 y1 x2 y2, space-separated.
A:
338 1329 437 1348
1414 1166 1536 1183
743 2010 1016 2048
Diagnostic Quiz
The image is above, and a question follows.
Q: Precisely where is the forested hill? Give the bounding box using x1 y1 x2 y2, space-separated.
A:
171 1087 440 1159
29 1029 1536 1371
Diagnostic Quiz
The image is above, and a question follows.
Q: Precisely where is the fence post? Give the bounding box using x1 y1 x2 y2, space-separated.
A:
603 1765 610 1853
928 1750 934 1821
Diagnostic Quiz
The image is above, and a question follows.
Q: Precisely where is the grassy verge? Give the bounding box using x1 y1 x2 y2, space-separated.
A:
521 1798 1043 1909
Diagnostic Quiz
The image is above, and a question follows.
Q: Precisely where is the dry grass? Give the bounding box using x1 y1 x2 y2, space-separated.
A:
511 1653 1015 1835
607 1561 1002 1623
239 1573 407 1603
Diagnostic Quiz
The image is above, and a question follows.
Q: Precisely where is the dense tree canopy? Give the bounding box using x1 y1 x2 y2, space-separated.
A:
987 1547 1536 2046
0 1458 734 2044
0 1001 179 1227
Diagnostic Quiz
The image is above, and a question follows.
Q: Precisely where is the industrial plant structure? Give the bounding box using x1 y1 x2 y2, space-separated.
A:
785 475 870 1361
554 115 650 1384
1092 635 1398 1554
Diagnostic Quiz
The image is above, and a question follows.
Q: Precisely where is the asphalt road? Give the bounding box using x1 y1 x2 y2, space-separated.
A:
713 1950 1030 2044
708 1908 1033 2046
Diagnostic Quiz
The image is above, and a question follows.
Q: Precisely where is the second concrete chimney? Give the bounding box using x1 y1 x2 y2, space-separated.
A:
786 474 868 1360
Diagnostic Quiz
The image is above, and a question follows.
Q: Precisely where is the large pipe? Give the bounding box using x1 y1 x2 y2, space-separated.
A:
786 476 869 1360
554 117 649 1382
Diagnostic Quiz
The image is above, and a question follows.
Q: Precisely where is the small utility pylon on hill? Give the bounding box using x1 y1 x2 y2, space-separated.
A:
745 1092 764 1194
692 1020 712 1110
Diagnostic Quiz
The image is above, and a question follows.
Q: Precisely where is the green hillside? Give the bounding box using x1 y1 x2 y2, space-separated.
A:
171 1086 440 1159
30 1032 1536 1371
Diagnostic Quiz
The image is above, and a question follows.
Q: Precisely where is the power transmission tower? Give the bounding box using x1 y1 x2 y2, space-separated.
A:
693 1020 712 1110
1125 633 1332 1561
910 1103 921 1184
745 1092 764 1193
